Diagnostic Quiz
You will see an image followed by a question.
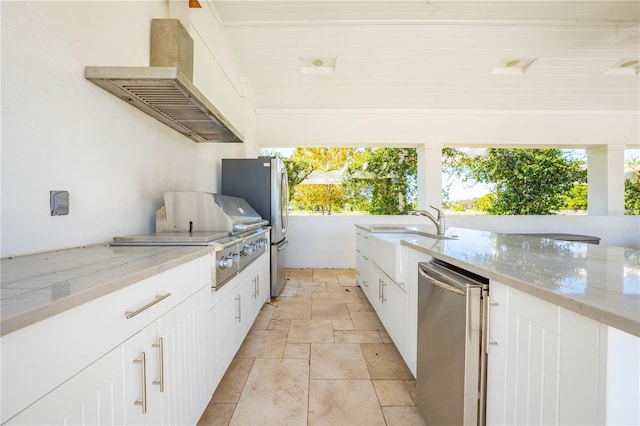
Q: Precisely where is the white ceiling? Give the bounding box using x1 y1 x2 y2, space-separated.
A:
212 0 640 111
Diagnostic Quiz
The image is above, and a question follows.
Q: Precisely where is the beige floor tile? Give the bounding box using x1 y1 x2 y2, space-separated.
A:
197 401 236 426
373 380 415 406
331 319 354 330
212 358 255 403
338 275 357 286
378 329 393 343
312 290 362 304
347 303 373 313
271 301 312 320
235 329 287 359
250 309 274 330
310 343 370 380
230 359 309 425
361 343 414 380
312 269 339 281
291 287 316 297
267 318 291 330
350 311 384 330
288 319 334 343
404 380 418 405
308 379 385 425
287 269 313 280
325 285 357 293
334 330 383 344
283 343 310 360
280 285 299 297
382 406 426 426
311 303 350 320
297 282 327 291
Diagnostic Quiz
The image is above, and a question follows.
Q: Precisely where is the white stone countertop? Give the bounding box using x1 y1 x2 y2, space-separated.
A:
356 225 640 337
1 244 211 336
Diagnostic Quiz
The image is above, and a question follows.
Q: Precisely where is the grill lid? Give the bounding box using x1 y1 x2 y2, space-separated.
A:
157 192 266 234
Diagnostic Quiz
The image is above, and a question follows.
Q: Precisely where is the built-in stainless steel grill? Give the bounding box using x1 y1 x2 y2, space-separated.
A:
112 192 269 290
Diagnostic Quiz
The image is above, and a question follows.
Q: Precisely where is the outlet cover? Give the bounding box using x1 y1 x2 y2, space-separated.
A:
50 191 69 216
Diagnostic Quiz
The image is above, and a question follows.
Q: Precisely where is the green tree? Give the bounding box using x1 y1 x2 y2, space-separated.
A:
288 148 355 214
625 160 640 215
343 148 417 215
293 183 345 215
562 184 588 211
443 148 586 215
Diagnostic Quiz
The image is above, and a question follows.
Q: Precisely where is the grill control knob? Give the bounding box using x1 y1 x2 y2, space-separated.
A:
218 256 234 269
244 245 253 255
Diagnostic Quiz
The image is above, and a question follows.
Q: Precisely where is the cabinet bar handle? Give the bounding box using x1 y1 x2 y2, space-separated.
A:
133 352 147 413
235 295 241 322
152 337 164 392
382 281 387 302
378 279 382 301
125 293 171 319
256 275 260 297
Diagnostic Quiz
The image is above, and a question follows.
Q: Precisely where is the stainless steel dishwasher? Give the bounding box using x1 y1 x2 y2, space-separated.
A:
417 259 489 426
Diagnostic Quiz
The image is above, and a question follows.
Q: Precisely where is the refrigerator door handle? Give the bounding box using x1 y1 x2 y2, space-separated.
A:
281 168 289 233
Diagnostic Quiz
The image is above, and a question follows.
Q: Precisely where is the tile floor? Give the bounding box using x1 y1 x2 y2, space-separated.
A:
198 269 426 426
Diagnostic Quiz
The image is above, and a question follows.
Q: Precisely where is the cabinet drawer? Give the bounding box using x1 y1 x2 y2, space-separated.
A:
1 256 206 424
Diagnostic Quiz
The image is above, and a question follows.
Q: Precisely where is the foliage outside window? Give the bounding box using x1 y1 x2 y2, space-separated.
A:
442 148 587 215
626 158 640 215
262 147 418 215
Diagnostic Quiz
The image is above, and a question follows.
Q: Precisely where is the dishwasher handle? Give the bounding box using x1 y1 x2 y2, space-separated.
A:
419 265 466 296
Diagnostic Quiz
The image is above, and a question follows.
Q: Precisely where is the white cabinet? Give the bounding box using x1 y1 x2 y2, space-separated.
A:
3 256 211 426
367 262 407 356
486 280 608 426
211 251 270 387
6 346 127 425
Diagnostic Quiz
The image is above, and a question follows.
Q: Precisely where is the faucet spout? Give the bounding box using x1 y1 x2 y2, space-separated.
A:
411 205 446 235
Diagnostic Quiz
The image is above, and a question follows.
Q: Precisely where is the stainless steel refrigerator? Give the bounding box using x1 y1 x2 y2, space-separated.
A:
222 157 289 297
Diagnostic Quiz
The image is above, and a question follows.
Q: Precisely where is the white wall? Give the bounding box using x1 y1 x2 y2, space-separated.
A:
0 1 252 257
256 109 640 148
285 214 640 269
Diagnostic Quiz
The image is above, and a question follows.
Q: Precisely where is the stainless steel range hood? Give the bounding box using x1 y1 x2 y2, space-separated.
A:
85 19 243 143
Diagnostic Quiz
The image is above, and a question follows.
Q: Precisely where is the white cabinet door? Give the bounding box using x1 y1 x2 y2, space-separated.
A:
123 323 162 426
214 282 242 379
486 281 561 425
383 276 406 353
6 346 126 426
159 287 210 426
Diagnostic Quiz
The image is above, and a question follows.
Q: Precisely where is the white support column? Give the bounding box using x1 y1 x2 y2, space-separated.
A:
417 143 444 210
587 146 626 216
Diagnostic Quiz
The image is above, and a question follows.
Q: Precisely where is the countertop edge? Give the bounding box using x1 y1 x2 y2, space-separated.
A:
401 239 640 338
1 247 211 336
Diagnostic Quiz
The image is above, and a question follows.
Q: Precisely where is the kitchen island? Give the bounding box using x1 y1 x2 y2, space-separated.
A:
355 224 639 425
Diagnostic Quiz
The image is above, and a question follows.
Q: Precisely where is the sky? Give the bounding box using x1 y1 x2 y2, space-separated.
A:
264 148 639 202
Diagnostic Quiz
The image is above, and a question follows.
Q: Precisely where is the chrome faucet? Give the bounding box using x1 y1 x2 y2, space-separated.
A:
412 205 446 235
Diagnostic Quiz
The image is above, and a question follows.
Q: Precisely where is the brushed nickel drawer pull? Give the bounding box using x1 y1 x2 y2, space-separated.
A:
125 293 172 319
152 337 165 392
235 294 241 322
133 352 147 413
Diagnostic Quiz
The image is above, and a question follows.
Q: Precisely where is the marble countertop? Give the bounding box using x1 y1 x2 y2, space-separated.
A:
357 225 640 337
1 244 211 336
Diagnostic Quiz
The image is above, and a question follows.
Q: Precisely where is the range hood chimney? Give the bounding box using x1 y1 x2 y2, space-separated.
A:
85 19 243 143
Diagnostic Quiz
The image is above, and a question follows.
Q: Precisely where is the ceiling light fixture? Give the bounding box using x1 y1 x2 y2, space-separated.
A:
604 58 640 76
300 57 336 74
492 58 537 75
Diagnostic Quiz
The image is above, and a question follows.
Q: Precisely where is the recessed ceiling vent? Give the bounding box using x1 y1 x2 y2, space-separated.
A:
85 19 243 143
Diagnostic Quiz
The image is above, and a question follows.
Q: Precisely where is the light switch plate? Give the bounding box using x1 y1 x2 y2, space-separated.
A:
50 191 69 216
